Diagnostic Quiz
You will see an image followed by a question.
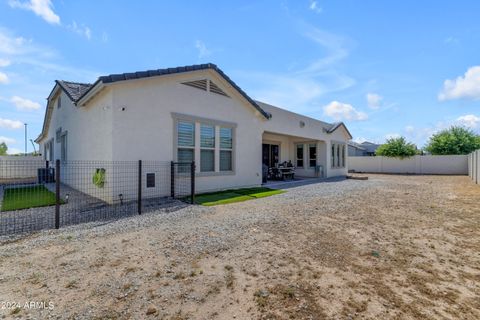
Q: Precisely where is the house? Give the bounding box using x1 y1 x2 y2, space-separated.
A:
35 63 351 195
348 141 380 156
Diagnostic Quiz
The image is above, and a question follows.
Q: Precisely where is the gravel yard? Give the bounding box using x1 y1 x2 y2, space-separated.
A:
0 174 479 319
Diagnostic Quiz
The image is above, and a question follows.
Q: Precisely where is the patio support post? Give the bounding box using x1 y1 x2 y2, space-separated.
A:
170 161 175 198
138 160 142 215
191 161 195 204
55 159 60 229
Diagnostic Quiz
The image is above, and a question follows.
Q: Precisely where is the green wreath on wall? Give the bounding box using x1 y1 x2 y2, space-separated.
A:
92 168 106 188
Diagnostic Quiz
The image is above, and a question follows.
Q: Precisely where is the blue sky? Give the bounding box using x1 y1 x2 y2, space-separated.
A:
0 0 479 154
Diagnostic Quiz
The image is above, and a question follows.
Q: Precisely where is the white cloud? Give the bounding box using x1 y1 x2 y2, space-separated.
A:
195 40 211 59
352 137 367 143
323 101 368 121
456 114 480 129
10 95 41 110
0 58 11 67
385 133 401 140
0 136 16 144
309 1 322 13
237 25 354 111
8 0 60 25
405 125 415 134
0 117 23 129
67 21 91 40
438 66 480 101
7 147 23 155
0 71 9 84
366 93 382 109
0 28 99 81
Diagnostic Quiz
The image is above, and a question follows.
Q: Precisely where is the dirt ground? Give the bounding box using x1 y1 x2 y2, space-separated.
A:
1 174 479 319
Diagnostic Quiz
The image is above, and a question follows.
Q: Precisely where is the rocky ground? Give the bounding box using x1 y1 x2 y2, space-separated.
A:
0 174 479 319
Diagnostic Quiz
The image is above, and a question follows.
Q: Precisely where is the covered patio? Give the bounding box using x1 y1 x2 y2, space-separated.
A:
262 131 328 183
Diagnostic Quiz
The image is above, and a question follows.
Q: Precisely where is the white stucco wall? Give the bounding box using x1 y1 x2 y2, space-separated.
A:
38 89 114 161
349 155 468 175
109 70 265 193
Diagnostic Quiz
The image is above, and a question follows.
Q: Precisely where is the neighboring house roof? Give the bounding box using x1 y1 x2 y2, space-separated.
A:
348 141 367 151
326 122 353 140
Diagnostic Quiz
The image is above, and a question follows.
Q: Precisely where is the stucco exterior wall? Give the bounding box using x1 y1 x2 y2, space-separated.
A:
38 89 114 161
109 70 264 193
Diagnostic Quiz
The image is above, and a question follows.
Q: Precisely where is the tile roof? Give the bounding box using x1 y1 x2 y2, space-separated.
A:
56 80 92 102
59 63 271 119
327 122 353 139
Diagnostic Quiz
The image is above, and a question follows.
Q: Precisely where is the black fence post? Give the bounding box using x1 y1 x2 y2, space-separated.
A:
170 161 175 198
55 159 60 229
138 160 142 215
191 161 195 204
46 160 49 169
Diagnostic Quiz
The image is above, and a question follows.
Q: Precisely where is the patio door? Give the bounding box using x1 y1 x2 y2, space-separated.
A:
262 144 279 168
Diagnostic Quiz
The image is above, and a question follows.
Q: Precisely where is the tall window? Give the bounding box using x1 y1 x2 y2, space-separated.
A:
220 127 233 171
200 124 215 172
331 142 346 168
296 144 304 167
337 144 341 167
331 143 335 167
57 96 62 109
309 143 317 168
177 121 195 163
60 133 67 162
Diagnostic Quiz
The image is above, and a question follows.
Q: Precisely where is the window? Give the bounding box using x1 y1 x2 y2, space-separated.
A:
337 144 340 167
200 124 215 172
57 96 61 108
60 133 67 162
309 143 317 168
331 142 346 168
146 173 155 188
331 143 335 167
174 115 236 175
220 127 233 171
296 144 304 167
177 121 195 164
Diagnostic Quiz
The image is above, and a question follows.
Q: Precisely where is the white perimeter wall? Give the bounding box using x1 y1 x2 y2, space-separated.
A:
0 157 45 179
468 150 480 184
349 155 468 175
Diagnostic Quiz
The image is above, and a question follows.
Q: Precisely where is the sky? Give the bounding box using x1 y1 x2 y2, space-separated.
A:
0 0 479 154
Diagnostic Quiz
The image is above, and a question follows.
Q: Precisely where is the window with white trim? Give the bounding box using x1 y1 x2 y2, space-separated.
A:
296 144 304 167
177 121 195 164
220 127 233 171
200 124 215 172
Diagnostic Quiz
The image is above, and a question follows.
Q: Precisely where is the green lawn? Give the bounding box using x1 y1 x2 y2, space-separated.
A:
194 187 284 206
1 185 58 212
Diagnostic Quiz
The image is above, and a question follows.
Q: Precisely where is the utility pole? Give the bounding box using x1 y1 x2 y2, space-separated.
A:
24 123 27 156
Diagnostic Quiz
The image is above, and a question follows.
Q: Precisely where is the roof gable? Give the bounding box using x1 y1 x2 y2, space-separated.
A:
327 122 353 140
76 63 271 119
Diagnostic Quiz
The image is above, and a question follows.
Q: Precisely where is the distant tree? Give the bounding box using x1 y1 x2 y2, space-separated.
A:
0 142 7 155
376 137 417 158
425 126 480 155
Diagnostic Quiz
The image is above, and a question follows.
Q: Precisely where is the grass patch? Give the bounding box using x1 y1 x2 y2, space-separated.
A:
194 187 284 206
1 185 61 212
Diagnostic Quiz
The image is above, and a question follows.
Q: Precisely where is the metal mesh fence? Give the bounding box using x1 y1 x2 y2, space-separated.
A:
0 160 194 236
